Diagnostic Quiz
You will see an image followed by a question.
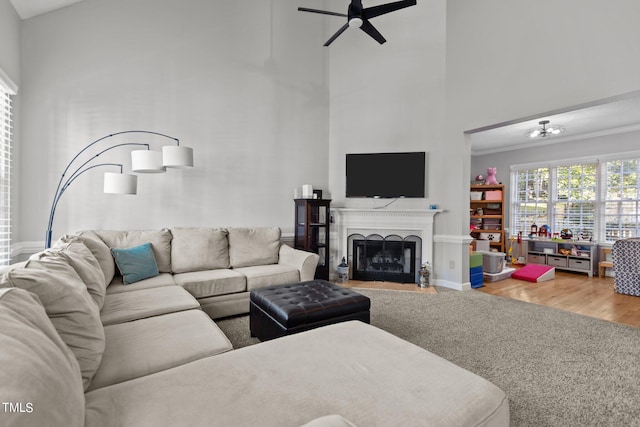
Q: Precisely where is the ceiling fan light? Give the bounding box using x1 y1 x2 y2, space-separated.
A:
529 130 540 138
349 17 363 28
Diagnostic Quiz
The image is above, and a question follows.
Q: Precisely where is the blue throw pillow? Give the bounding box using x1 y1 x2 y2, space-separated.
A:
111 243 159 285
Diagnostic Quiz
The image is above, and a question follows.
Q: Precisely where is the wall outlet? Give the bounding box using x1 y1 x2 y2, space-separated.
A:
449 260 455 269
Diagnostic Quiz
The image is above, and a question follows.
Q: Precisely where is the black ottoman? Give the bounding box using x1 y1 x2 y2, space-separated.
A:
250 280 371 341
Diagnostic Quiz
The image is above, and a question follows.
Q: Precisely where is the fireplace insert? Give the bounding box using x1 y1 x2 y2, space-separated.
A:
351 236 419 283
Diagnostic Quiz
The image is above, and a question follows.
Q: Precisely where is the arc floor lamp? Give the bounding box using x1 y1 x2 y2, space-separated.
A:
45 130 194 249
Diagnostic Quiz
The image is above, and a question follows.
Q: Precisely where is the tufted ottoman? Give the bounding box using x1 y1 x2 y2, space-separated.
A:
249 280 371 341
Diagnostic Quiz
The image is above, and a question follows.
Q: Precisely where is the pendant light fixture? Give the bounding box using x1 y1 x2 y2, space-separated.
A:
526 120 565 139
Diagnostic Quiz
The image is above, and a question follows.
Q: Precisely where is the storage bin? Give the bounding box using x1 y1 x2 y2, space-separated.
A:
480 233 500 241
484 190 502 201
470 265 483 288
547 256 568 268
528 254 546 264
470 252 483 268
483 218 501 230
470 191 482 200
478 251 505 274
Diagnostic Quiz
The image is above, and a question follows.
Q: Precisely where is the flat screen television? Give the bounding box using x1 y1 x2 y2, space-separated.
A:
346 152 426 198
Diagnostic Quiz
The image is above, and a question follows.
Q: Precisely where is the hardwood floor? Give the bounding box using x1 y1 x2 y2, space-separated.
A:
341 280 437 294
342 272 640 329
477 270 640 328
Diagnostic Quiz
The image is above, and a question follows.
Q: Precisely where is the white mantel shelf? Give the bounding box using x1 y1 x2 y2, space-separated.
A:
332 208 444 267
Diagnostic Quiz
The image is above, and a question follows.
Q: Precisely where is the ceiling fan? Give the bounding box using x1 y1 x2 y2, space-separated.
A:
299 0 417 46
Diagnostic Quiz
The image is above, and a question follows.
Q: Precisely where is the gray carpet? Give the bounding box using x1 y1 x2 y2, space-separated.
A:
215 288 640 426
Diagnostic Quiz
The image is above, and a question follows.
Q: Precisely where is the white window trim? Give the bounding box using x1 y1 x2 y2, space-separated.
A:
511 154 640 242
0 66 16 265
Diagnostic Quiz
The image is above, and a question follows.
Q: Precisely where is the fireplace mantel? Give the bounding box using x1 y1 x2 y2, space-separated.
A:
332 207 443 269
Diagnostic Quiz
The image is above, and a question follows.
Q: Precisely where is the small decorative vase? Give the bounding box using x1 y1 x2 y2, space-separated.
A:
418 262 431 288
337 257 349 282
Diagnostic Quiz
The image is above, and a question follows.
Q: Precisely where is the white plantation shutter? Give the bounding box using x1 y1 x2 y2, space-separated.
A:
511 167 550 235
552 163 597 240
0 79 14 265
604 159 640 241
512 155 640 243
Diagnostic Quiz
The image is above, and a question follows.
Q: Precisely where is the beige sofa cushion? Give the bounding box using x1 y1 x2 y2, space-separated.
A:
84 321 509 427
0 288 84 427
57 231 116 286
234 264 300 291
95 229 173 273
2 258 105 391
171 227 230 273
89 309 232 391
38 241 107 309
100 286 200 326
106 272 176 294
300 415 358 427
228 227 281 268
173 269 247 298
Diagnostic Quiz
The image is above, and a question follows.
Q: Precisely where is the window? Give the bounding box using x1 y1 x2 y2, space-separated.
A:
553 163 597 240
0 77 14 265
604 159 640 241
511 155 640 243
511 167 549 235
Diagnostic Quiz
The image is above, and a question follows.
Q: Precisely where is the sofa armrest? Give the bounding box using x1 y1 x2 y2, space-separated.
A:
278 244 320 282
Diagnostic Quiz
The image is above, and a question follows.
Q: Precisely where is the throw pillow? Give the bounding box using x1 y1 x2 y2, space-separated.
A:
111 243 160 285
96 229 172 273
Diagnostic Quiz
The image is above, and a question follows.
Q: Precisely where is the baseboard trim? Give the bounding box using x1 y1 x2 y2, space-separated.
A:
435 279 472 291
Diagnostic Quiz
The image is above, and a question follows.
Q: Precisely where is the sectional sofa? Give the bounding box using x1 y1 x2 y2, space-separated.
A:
0 227 510 426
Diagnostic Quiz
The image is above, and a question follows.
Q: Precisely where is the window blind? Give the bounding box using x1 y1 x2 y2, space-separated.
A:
0 84 12 265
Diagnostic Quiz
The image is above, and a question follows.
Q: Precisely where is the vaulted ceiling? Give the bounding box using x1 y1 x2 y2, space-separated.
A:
10 0 84 19
10 0 640 155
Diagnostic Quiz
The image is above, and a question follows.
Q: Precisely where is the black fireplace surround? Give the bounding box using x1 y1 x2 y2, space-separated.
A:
349 234 421 283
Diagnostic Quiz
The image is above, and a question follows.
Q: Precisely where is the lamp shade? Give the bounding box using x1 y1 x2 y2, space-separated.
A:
131 150 166 173
162 145 194 168
104 172 137 194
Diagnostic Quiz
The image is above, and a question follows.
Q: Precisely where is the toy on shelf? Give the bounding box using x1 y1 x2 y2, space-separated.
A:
484 167 498 185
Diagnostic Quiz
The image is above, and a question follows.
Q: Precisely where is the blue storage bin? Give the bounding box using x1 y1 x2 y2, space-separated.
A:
470 265 484 288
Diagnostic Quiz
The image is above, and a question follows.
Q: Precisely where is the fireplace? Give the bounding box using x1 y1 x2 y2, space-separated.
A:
349 234 421 283
332 207 442 283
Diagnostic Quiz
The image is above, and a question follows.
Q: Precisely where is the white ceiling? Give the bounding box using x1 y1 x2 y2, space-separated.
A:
468 91 640 156
10 0 84 19
11 1 640 156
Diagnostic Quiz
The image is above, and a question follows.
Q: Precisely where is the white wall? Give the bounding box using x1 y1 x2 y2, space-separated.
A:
19 0 329 244
0 0 21 257
326 0 449 278
0 0 20 82
14 0 640 286
446 0 640 283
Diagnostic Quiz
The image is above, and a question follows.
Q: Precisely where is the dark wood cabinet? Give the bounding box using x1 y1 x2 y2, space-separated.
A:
294 198 331 280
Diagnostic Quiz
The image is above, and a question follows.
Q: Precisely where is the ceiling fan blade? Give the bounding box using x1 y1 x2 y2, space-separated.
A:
362 0 417 20
298 7 347 18
360 19 386 44
324 23 350 46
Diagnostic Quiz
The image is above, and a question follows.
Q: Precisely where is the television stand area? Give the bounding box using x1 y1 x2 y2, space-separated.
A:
523 239 596 277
